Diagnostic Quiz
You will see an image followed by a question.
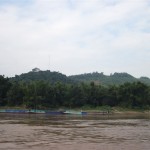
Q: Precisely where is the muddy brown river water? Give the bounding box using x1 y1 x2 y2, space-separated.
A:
0 113 150 150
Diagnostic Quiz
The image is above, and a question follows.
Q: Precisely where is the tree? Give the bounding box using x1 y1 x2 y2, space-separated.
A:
0 75 12 106
118 82 150 108
7 82 24 106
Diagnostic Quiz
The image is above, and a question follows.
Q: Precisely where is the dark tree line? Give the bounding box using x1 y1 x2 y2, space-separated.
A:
0 75 150 109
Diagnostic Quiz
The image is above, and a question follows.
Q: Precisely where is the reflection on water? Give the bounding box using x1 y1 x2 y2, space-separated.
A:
0 113 150 150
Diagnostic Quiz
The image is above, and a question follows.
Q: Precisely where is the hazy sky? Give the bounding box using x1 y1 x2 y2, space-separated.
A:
0 0 150 77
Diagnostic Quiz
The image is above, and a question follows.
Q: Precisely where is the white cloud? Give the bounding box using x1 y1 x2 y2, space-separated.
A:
0 0 150 77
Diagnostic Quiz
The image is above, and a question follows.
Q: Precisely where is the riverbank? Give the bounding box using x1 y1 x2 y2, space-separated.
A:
112 108 150 115
84 107 150 115
0 106 149 115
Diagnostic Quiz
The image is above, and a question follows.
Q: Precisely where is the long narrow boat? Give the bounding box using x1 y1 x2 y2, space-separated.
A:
0 109 45 114
27 109 45 114
63 110 87 115
0 109 27 113
0 109 7 113
45 111 64 115
0 109 87 115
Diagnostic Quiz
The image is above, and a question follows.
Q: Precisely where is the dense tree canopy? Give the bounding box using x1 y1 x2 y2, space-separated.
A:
0 75 150 109
0 75 12 106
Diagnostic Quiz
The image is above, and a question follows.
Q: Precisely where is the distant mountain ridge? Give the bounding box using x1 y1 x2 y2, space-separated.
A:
9 69 150 86
10 70 74 84
69 72 150 86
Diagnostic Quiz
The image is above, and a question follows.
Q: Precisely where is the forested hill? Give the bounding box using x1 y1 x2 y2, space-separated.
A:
69 72 150 86
9 70 150 86
10 70 74 84
1 71 150 108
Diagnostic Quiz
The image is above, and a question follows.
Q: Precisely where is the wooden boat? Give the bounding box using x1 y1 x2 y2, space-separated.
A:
63 110 87 115
0 109 46 114
45 111 64 115
27 109 45 114
0 109 7 113
0 109 87 115
0 109 27 113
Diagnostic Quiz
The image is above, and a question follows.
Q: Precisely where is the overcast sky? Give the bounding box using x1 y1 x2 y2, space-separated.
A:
0 0 150 78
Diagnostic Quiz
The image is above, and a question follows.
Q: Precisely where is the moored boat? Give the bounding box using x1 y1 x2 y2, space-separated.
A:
0 109 27 113
0 109 45 114
63 110 87 115
0 109 88 115
27 109 45 114
45 111 64 115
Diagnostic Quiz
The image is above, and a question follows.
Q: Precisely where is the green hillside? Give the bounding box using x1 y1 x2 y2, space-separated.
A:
69 72 150 86
9 69 150 86
139 77 150 85
10 70 74 84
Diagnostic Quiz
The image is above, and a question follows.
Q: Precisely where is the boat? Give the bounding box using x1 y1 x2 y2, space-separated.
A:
45 111 64 115
0 109 27 113
0 109 46 114
63 110 87 115
0 109 87 115
27 109 45 114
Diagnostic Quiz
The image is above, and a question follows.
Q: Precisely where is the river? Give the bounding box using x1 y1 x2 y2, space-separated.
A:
0 113 150 150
